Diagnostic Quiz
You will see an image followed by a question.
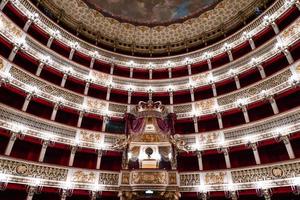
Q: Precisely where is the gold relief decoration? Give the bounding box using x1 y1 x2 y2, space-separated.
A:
231 162 300 183
0 158 67 181
199 132 222 144
191 73 209 84
9 66 83 104
99 172 119 185
86 97 108 112
281 18 300 39
168 172 178 185
0 14 23 40
90 70 111 84
121 172 130 185
180 173 200 186
204 172 226 185
271 167 285 178
217 69 292 105
131 133 169 143
16 164 28 175
71 170 97 183
79 131 102 143
195 99 215 112
130 171 168 185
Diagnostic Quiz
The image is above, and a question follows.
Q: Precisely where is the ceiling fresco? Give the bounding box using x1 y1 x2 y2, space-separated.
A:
83 0 221 25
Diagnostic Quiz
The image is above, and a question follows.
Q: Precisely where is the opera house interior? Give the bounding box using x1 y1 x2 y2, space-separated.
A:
0 0 300 199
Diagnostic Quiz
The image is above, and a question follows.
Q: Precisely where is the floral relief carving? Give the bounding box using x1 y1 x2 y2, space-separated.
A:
0 158 68 181
71 170 97 183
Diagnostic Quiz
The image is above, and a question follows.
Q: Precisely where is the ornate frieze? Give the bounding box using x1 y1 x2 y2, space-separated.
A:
9 66 84 104
217 69 292 106
0 158 68 181
1 156 300 191
231 161 300 183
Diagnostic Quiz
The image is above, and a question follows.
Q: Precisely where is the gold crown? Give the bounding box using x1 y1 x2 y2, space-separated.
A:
136 100 165 113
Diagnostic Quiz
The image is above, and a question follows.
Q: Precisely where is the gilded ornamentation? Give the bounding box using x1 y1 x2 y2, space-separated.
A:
71 170 97 183
130 171 168 185
198 132 222 144
99 172 119 185
168 172 178 185
121 172 130 185
86 98 108 112
79 131 102 143
271 167 285 178
217 69 292 105
0 158 67 181
9 66 83 104
204 172 226 185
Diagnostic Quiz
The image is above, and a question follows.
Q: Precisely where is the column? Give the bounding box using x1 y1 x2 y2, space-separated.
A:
222 148 231 168
196 151 203 170
130 67 133 78
60 189 72 200
193 116 199 133
90 191 98 200
281 136 295 159
148 89 153 100
23 19 33 32
207 58 212 70
227 50 233 62
282 49 294 64
257 65 266 79
211 83 217 97
51 103 61 121
69 48 76 60
106 85 112 100
187 64 192 75
241 105 250 123
38 140 49 162
35 62 44 76
127 90 132 113
190 87 195 102
22 93 32 112
149 69 153 79
262 189 272 200
60 74 68 87
230 191 238 200
198 192 208 200
69 146 78 166
96 150 103 170
47 36 54 48
216 112 223 129
269 96 279 114
102 116 109 132
168 68 172 78
5 132 17 156
84 81 90 95
250 143 261 165
234 75 241 89
90 57 95 69
110 63 115 75
77 111 85 128
271 21 280 34
169 91 174 113
26 186 36 200
0 0 8 10
248 38 256 50
8 46 19 61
